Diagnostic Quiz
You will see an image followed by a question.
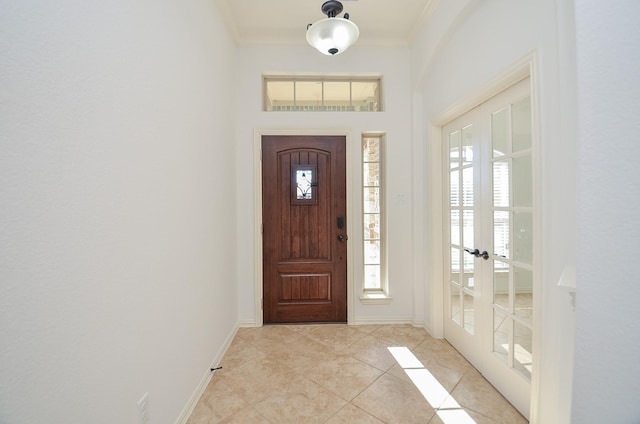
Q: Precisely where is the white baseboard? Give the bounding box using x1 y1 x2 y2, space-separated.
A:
424 323 443 339
174 322 240 424
352 316 415 325
411 319 425 328
238 319 258 328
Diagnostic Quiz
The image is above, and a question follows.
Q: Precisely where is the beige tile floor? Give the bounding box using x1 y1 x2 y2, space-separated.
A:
187 324 527 424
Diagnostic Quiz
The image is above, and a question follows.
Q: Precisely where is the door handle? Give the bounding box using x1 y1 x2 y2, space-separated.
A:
338 234 348 243
464 248 480 257
464 248 490 260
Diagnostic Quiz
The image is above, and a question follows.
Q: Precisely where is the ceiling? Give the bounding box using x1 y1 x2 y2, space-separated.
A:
214 0 437 47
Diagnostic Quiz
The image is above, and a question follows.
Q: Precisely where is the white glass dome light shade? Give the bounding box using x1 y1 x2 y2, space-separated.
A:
306 17 360 56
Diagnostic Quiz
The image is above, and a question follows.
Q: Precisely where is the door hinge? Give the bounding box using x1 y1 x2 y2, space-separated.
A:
261 298 263 309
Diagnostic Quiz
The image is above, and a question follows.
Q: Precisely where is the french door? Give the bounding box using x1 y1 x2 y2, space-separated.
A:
444 78 535 418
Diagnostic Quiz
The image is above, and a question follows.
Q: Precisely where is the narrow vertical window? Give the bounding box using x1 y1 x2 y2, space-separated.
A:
362 134 387 298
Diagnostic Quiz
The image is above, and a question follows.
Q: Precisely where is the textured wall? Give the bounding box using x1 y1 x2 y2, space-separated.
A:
573 1 640 422
0 1 238 422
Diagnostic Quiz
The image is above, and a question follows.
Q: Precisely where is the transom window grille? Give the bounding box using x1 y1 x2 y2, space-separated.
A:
264 77 381 112
362 134 386 294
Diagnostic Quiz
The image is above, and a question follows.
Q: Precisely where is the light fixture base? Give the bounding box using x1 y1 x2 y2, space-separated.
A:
321 1 344 18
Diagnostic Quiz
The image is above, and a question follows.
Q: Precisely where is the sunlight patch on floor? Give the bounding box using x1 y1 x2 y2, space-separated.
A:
388 346 476 424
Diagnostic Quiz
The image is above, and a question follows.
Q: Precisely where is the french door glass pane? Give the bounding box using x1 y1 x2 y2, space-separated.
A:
462 125 474 166
450 171 460 206
450 131 461 169
514 267 533 322
464 293 475 334
462 255 475 290
451 247 460 284
514 321 533 381
493 309 510 364
512 97 532 152
492 107 509 157
462 167 474 206
494 211 510 258
494 259 509 271
493 160 510 207
451 210 460 246
513 155 532 207
451 283 461 325
513 212 533 264
493 264 510 310
462 210 474 249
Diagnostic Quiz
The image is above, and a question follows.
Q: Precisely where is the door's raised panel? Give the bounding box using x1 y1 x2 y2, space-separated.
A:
277 273 331 303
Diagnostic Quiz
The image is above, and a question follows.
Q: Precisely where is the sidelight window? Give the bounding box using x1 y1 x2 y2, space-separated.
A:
361 134 388 300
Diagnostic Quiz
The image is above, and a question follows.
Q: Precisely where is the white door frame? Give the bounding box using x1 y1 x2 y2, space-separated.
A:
426 52 542 422
253 129 355 327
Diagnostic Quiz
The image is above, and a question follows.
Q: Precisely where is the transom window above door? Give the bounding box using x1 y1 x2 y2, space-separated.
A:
263 76 382 112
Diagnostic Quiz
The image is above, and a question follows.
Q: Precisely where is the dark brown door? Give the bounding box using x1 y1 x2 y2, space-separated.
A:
262 135 347 323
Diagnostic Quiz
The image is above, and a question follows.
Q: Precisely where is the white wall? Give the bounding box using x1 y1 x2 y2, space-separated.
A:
0 1 238 423
572 1 640 422
412 0 578 422
233 45 419 325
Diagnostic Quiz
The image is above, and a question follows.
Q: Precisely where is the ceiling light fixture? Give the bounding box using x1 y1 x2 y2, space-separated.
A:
306 1 360 56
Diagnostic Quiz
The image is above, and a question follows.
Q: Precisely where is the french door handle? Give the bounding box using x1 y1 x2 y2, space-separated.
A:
464 248 490 260
464 248 480 257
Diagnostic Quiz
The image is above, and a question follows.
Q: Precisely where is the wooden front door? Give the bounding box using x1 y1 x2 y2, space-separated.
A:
262 135 347 323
